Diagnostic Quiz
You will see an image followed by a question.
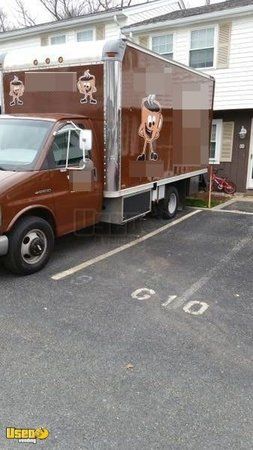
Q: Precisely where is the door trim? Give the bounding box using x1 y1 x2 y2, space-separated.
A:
246 118 253 189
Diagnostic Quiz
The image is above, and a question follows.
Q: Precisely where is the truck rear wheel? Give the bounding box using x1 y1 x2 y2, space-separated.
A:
4 216 54 275
158 186 179 219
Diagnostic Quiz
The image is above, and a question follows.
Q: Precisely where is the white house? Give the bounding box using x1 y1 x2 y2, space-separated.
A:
122 0 253 192
0 0 182 52
0 0 252 192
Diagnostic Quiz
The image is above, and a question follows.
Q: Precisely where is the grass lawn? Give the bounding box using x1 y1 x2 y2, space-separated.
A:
185 192 232 208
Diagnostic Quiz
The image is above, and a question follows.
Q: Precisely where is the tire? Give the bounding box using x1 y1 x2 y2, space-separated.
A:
224 181 236 195
158 186 179 219
4 216 54 275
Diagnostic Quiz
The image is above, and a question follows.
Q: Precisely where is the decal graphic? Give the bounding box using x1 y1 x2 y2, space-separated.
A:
77 70 97 105
9 75 25 107
137 94 163 161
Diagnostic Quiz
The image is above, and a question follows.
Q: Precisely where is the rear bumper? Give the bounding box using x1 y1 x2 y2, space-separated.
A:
0 235 8 256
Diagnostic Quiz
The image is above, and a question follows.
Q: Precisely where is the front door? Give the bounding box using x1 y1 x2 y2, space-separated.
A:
48 120 102 236
247 119 253 189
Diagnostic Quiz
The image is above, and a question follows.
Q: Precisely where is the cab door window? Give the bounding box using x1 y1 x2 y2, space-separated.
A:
51 126 83 168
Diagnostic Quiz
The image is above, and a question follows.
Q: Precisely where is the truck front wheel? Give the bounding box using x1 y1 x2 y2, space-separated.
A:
4 216 54 275
158 186 179 219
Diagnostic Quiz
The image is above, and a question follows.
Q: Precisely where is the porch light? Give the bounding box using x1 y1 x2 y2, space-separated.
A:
239 126 247 139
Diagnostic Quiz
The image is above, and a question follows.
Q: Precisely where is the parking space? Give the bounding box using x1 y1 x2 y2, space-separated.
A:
222 200 253 213
0 209 252 449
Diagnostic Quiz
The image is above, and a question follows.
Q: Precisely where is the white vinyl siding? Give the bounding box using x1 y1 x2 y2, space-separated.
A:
50 35 66 45
77 29 94 42
104 22 120 39
0 36 41 52
189 28 215 68
209 16 253 110
172 29 190 65
152 34 173 59
133 14 253 111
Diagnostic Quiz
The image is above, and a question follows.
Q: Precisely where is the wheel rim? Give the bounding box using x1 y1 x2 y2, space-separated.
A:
224 183 236 194
168 193 177 214
21 229 47 265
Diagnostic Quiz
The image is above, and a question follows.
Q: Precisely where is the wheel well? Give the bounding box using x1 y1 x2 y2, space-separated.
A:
14 208 56 235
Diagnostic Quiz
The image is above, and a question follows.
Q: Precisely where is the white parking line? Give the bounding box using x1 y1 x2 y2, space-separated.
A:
162 295 178 309
51 210 200 281
170 235 252 310
212 209 253 216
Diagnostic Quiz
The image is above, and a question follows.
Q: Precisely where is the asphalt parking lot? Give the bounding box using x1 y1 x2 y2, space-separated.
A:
0 208 252 449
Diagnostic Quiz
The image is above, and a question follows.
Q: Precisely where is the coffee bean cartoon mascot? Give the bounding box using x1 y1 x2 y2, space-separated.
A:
77 70 97 105
137 94 163 161
9 76 25 107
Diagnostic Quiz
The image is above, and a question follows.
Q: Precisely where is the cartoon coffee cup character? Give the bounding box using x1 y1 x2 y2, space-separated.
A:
9 75 25 107
137 94 163 161
77 70 97 105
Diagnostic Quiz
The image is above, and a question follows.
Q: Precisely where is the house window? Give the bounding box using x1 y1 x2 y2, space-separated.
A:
209 119 222 164
50 35 66 45
152 34 173 59
77 29 94 42
190 28 214 68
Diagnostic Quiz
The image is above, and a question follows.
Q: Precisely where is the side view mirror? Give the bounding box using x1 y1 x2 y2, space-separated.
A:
80 129 92 153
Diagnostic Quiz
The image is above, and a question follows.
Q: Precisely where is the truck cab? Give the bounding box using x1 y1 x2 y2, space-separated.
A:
0 114 102 274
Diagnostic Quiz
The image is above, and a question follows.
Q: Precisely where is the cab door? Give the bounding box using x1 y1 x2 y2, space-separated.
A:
47 120 102 236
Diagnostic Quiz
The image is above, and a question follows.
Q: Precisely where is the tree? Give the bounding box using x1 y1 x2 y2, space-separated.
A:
13 0 134 28
37 0 90 20
0 7 12 32
36 0 133 21
16 0 36 27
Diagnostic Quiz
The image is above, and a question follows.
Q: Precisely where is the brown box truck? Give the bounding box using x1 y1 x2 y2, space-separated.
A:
0 39 214 275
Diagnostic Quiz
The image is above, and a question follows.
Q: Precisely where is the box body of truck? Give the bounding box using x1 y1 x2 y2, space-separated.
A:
0 39 214 274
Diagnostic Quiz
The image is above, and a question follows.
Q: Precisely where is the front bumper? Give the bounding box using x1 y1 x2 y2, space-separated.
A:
0 235 8 256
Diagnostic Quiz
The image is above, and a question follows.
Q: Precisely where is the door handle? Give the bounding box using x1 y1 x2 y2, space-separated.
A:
93 167 98 181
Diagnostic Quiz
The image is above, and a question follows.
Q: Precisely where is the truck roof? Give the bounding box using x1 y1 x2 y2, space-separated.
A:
0 40 105 73
0 113 88 122
0 39 213 81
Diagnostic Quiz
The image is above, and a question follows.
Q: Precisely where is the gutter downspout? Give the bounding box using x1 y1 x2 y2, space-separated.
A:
114 14 122 38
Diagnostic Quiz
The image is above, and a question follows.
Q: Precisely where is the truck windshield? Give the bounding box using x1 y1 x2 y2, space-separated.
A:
0 119 53 171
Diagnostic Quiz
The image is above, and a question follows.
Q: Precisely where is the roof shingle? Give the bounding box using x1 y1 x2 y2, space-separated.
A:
123 0 253 29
